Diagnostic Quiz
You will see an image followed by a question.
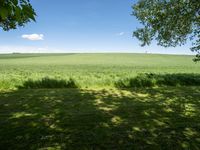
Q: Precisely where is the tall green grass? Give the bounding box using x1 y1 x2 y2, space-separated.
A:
7 73 200 89
18 77 78 89
115 73 200 88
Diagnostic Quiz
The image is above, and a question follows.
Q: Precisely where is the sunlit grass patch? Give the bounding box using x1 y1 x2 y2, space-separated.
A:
0 53 200 89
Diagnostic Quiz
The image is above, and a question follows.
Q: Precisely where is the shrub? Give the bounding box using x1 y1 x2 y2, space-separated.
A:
18 77 78 89
115 73 200 88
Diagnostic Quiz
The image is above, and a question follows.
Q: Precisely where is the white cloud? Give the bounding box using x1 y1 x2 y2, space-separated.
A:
22 34 44 41
116 32 125 36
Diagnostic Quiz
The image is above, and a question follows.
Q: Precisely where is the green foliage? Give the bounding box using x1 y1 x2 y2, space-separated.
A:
18 77 78 89
115 73 200 88
0 0 36 30
132 0 200 61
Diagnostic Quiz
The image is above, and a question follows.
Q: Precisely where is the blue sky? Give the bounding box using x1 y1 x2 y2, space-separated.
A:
0 0 193 54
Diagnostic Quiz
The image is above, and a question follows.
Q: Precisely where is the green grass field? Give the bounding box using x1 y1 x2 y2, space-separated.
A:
0 53 200 149
0 53 200 89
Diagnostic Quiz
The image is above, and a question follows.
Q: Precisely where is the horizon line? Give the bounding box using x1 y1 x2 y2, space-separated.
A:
0 52 195 56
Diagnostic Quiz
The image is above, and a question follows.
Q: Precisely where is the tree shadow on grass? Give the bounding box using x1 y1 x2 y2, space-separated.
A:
0 87 200 149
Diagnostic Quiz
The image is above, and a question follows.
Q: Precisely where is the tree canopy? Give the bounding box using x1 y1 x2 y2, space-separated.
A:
0 0 36 31
132 0 200 61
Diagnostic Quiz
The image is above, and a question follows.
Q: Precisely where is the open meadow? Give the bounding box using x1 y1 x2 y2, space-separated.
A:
0 53 200 149
0 53 200 89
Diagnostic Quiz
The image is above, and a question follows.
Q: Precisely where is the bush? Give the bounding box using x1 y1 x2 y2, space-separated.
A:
18 77 78 89
115 73 200 88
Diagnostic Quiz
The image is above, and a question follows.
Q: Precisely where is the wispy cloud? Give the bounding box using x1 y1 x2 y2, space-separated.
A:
22 34 44 41
116 32 125 36
0 46 66 53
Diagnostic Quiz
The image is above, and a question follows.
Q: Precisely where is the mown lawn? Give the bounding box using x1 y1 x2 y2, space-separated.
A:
0 87 200 150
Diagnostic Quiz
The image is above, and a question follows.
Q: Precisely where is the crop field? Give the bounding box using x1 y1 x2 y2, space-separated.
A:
0 53 200 149
0 53 200 89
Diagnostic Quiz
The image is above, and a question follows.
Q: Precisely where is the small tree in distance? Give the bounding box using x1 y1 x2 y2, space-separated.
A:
132 0 200 61
0 0 36 31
